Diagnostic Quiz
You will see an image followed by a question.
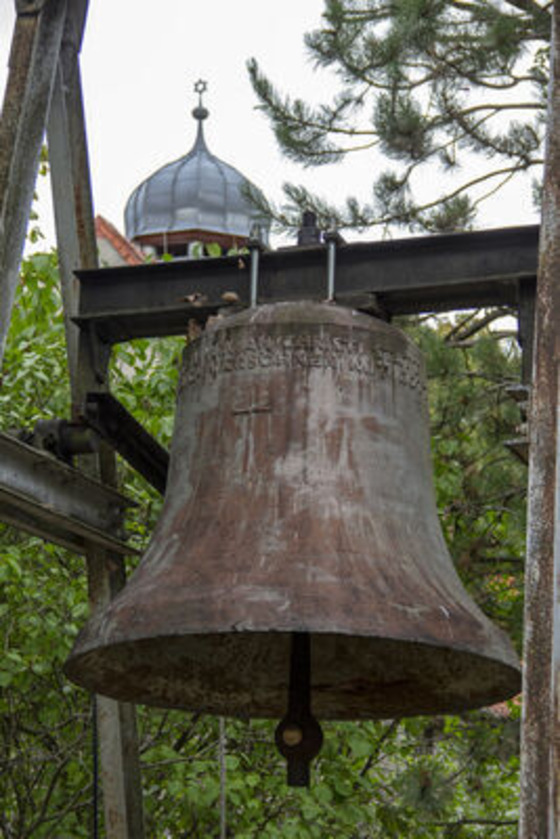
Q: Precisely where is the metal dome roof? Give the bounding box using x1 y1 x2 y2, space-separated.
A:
124 86 269 246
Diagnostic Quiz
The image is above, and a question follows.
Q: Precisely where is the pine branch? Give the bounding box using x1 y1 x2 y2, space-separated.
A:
448 0 487 10
172 713 202 753
386 163 540 226
445 308 513 342
456 102 544 116
428 817 518 827
139 710 172 754
504 0 551 22
37 794 91 839
433 49 545 88
253 158 541 235
248 0 549 234
444 310 481 341
473 555 524 563
24 756 74 838
359 719 401 777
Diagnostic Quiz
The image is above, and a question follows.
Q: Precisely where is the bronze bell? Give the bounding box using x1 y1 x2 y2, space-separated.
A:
65 302 520 783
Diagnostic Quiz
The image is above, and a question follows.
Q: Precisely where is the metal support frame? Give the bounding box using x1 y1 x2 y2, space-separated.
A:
74 223 538 341
0 431 133 553
67 222 540 497
85 392 169 495
63 222 540 511
0 2 145 837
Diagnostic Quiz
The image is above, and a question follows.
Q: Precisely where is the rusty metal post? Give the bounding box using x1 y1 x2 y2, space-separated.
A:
46 4 145 837
0 0 66 365
519 4 560 836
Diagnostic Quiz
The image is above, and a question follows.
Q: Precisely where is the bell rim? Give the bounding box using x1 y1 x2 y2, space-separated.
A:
65 629 521 721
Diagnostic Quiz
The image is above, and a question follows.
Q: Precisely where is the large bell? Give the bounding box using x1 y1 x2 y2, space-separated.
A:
66 302 520 725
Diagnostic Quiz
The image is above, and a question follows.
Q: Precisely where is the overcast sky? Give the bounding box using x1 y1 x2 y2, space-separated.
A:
0 1 539 249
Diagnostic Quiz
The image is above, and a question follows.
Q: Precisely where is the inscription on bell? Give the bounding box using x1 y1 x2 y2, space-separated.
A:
184 329 425 396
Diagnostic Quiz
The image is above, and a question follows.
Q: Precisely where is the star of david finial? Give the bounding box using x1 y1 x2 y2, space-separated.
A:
194 79 208 101
192 79 209 123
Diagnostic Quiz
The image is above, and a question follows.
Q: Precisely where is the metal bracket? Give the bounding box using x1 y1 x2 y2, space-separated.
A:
84 322 112 385
335 291 389 321
504 384 530 465
518 278 536 385
296 211 321 246
85 392 170 495
23 418 100 464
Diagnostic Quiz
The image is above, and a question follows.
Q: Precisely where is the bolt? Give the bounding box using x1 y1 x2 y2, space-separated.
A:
282 725 303 747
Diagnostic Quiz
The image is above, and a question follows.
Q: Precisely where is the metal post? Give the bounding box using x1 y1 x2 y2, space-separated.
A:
46 4 146 837
519 4 560 836
248 228 261 308
324 230 337 301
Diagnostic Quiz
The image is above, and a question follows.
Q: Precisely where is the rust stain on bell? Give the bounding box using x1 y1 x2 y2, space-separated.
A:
65 302 520 719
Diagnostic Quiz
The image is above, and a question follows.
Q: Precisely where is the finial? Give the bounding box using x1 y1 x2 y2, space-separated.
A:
192 79 209 122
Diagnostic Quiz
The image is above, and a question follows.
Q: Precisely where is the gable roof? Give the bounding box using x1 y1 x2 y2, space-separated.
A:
95 215 144 266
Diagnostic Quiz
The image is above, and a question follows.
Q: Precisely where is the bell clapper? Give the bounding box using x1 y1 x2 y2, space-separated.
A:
274 632 323 787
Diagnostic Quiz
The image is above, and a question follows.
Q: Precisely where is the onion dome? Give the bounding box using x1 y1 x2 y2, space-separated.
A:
124 80 270 256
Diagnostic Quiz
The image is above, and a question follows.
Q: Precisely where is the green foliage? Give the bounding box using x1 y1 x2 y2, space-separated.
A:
374 94 433 161
0 532 92 838
248 0 550 233
0 252 69 431
0 254 89 837
109 334 184 546
412 318 525 650
0 252 525 836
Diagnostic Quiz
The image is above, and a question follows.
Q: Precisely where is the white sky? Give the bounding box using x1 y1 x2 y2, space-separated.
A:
0 1 540 250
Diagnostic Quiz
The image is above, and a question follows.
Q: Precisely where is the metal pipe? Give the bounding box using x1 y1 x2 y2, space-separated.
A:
248 226 262 308
325 231 337 301
250 245 259 307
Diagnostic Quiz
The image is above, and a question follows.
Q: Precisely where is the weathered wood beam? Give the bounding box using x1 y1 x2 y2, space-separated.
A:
0 0 67 363
45 3 146 836
47 0 97 387
519 3 560 837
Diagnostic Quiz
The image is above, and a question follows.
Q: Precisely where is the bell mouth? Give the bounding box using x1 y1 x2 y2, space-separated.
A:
64 631 520 720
